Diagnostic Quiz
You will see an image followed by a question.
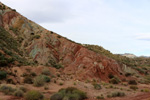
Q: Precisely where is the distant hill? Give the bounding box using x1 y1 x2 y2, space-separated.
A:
120 53 137 58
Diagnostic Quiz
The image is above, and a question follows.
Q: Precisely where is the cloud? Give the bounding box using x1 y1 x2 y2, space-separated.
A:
136 33 150 41
1 0 75 23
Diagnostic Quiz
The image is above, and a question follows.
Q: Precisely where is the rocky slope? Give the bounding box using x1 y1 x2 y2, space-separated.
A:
0 2 144 82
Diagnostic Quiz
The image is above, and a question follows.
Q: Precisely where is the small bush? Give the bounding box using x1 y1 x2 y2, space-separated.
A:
24 76 33 84
59 82 63 86
96 96 104 99
42 68 50 75
50 93 64 100
109 77 120 84
6 78 15 84
54 64 63 69
93 83 101 90
111 91 125 97
33 75 45 87
12 9 16 12
125 73 132 77
0 71 7 80
128 80 137 85
51 31 54 34
43 75 51 83
32 35 40 39
143 89 150 92
13 89 24 97
19 86 27 92
108 73 114 79
0 85 16 95
44 85 49 90
107 94 111 98
25 90 44 100
30 72 37 77
57 35 62 38
130 85 138 91
109 85 113 88
50 87 87 100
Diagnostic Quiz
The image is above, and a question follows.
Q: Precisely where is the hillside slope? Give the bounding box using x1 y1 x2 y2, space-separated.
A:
1 1 149 82
0 2 128 81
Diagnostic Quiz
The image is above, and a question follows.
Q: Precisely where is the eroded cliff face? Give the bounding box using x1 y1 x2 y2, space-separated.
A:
0 2 125 81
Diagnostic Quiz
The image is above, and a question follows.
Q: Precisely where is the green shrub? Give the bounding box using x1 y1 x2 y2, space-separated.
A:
50 87 87 100
108 73 114 79
43 75 51 83
93 83 101 90
12 9 16 12
6 78 15 84
107 91 125 98
0 60 8 67
19 86 27 92
51 31 54 34
0 85 16 95
42 68 50 75
109 77 120 84
24 76 33 84
50 93 64 100
32 35 41 39
144 76 150 83
130 85 138 91
44 85 49 90
111 91 125 97
0 71 7 80
33 75 45 87
25 90 44 100
125 73 132 77
128 80 137 85
59 82 63 86
13 89 24 97
57 35 62 38
54 64 63 69
109 85 113 88
30 72 37 77
143 89 150 92
96 96 104 99
107 94 111 98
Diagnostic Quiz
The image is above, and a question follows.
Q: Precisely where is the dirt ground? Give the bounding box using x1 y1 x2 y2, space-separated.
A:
0 66 150 100
0 80 150 100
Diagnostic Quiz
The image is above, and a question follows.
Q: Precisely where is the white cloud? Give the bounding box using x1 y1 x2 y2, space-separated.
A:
135 33 150 41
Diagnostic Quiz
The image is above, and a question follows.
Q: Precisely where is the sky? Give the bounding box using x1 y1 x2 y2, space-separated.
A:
1 0 150 56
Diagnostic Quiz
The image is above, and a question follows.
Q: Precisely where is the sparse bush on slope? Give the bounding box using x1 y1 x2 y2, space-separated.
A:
50 87 87 100
0 27 29 66
33 75 50 87
0 85 16 95
0 71 7 80
42 68 51 75
25 90 43 100
128 80 137 85
109 76 121 84
13 89 24 97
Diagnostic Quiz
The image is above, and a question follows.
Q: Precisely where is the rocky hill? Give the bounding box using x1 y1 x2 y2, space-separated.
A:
0 2 126 81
